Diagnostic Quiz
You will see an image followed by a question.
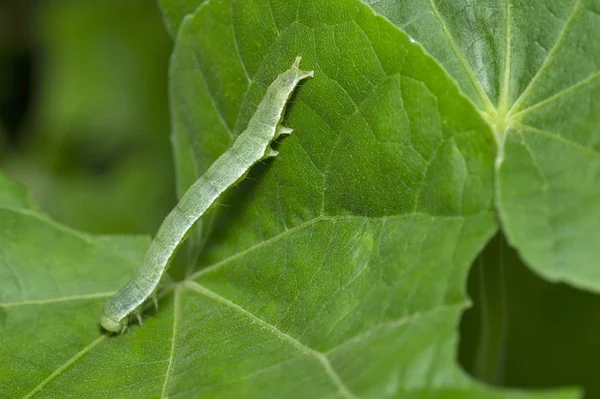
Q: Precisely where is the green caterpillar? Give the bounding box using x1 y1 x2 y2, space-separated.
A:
100 56 314 333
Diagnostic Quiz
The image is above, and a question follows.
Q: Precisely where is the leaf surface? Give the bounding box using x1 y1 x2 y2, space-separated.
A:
0 174 151 397
367 0 600 290
0 0 591 397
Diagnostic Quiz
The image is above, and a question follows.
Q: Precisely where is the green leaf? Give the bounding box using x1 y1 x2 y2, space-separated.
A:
0 173 151 396
366 0 600 290
0 172 37 210
0 0 591 397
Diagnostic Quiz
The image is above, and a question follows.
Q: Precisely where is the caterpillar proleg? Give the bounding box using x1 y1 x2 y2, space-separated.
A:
100 56 314 333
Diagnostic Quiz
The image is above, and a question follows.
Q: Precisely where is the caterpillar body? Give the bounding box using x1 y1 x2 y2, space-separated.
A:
100 56 314 333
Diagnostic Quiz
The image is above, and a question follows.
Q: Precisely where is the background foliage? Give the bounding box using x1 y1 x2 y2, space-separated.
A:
1 0 174 234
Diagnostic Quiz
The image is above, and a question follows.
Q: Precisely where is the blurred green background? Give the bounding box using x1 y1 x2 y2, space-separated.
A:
460 233 600 398
0 1 598 397
0 0 174 234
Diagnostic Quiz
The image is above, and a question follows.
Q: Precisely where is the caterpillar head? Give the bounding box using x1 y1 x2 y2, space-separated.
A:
100 314 128 334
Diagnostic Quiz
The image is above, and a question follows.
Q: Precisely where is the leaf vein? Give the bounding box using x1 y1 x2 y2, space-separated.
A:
189 32 234 138
184 281 358 399
427 0 494 111
189 213 480 281
508 0 583 115
230 2 252 84
324 302 465 356
161 287 182 398
23 336 106 399
515 122 600 159
0 292 114 308
0 207 140 269
499 0 512 112
511 70 600 119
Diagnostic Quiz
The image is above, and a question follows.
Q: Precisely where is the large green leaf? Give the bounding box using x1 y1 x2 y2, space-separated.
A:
0 0 590 398
367 0 600 290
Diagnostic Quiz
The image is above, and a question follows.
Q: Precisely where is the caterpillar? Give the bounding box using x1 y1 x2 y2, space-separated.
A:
100 56 314 333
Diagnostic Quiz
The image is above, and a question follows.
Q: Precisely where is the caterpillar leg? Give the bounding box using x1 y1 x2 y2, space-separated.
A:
275 125 293 138
151 292 159 310
134 311 144 327
263 148 279 159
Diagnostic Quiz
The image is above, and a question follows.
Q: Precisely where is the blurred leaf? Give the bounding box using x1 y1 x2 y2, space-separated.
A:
0 171 37 210
34 0 170 151
1 0 175 234
366 0 600 291
461 233 600 398
0 121 6 152
159 0 206 36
